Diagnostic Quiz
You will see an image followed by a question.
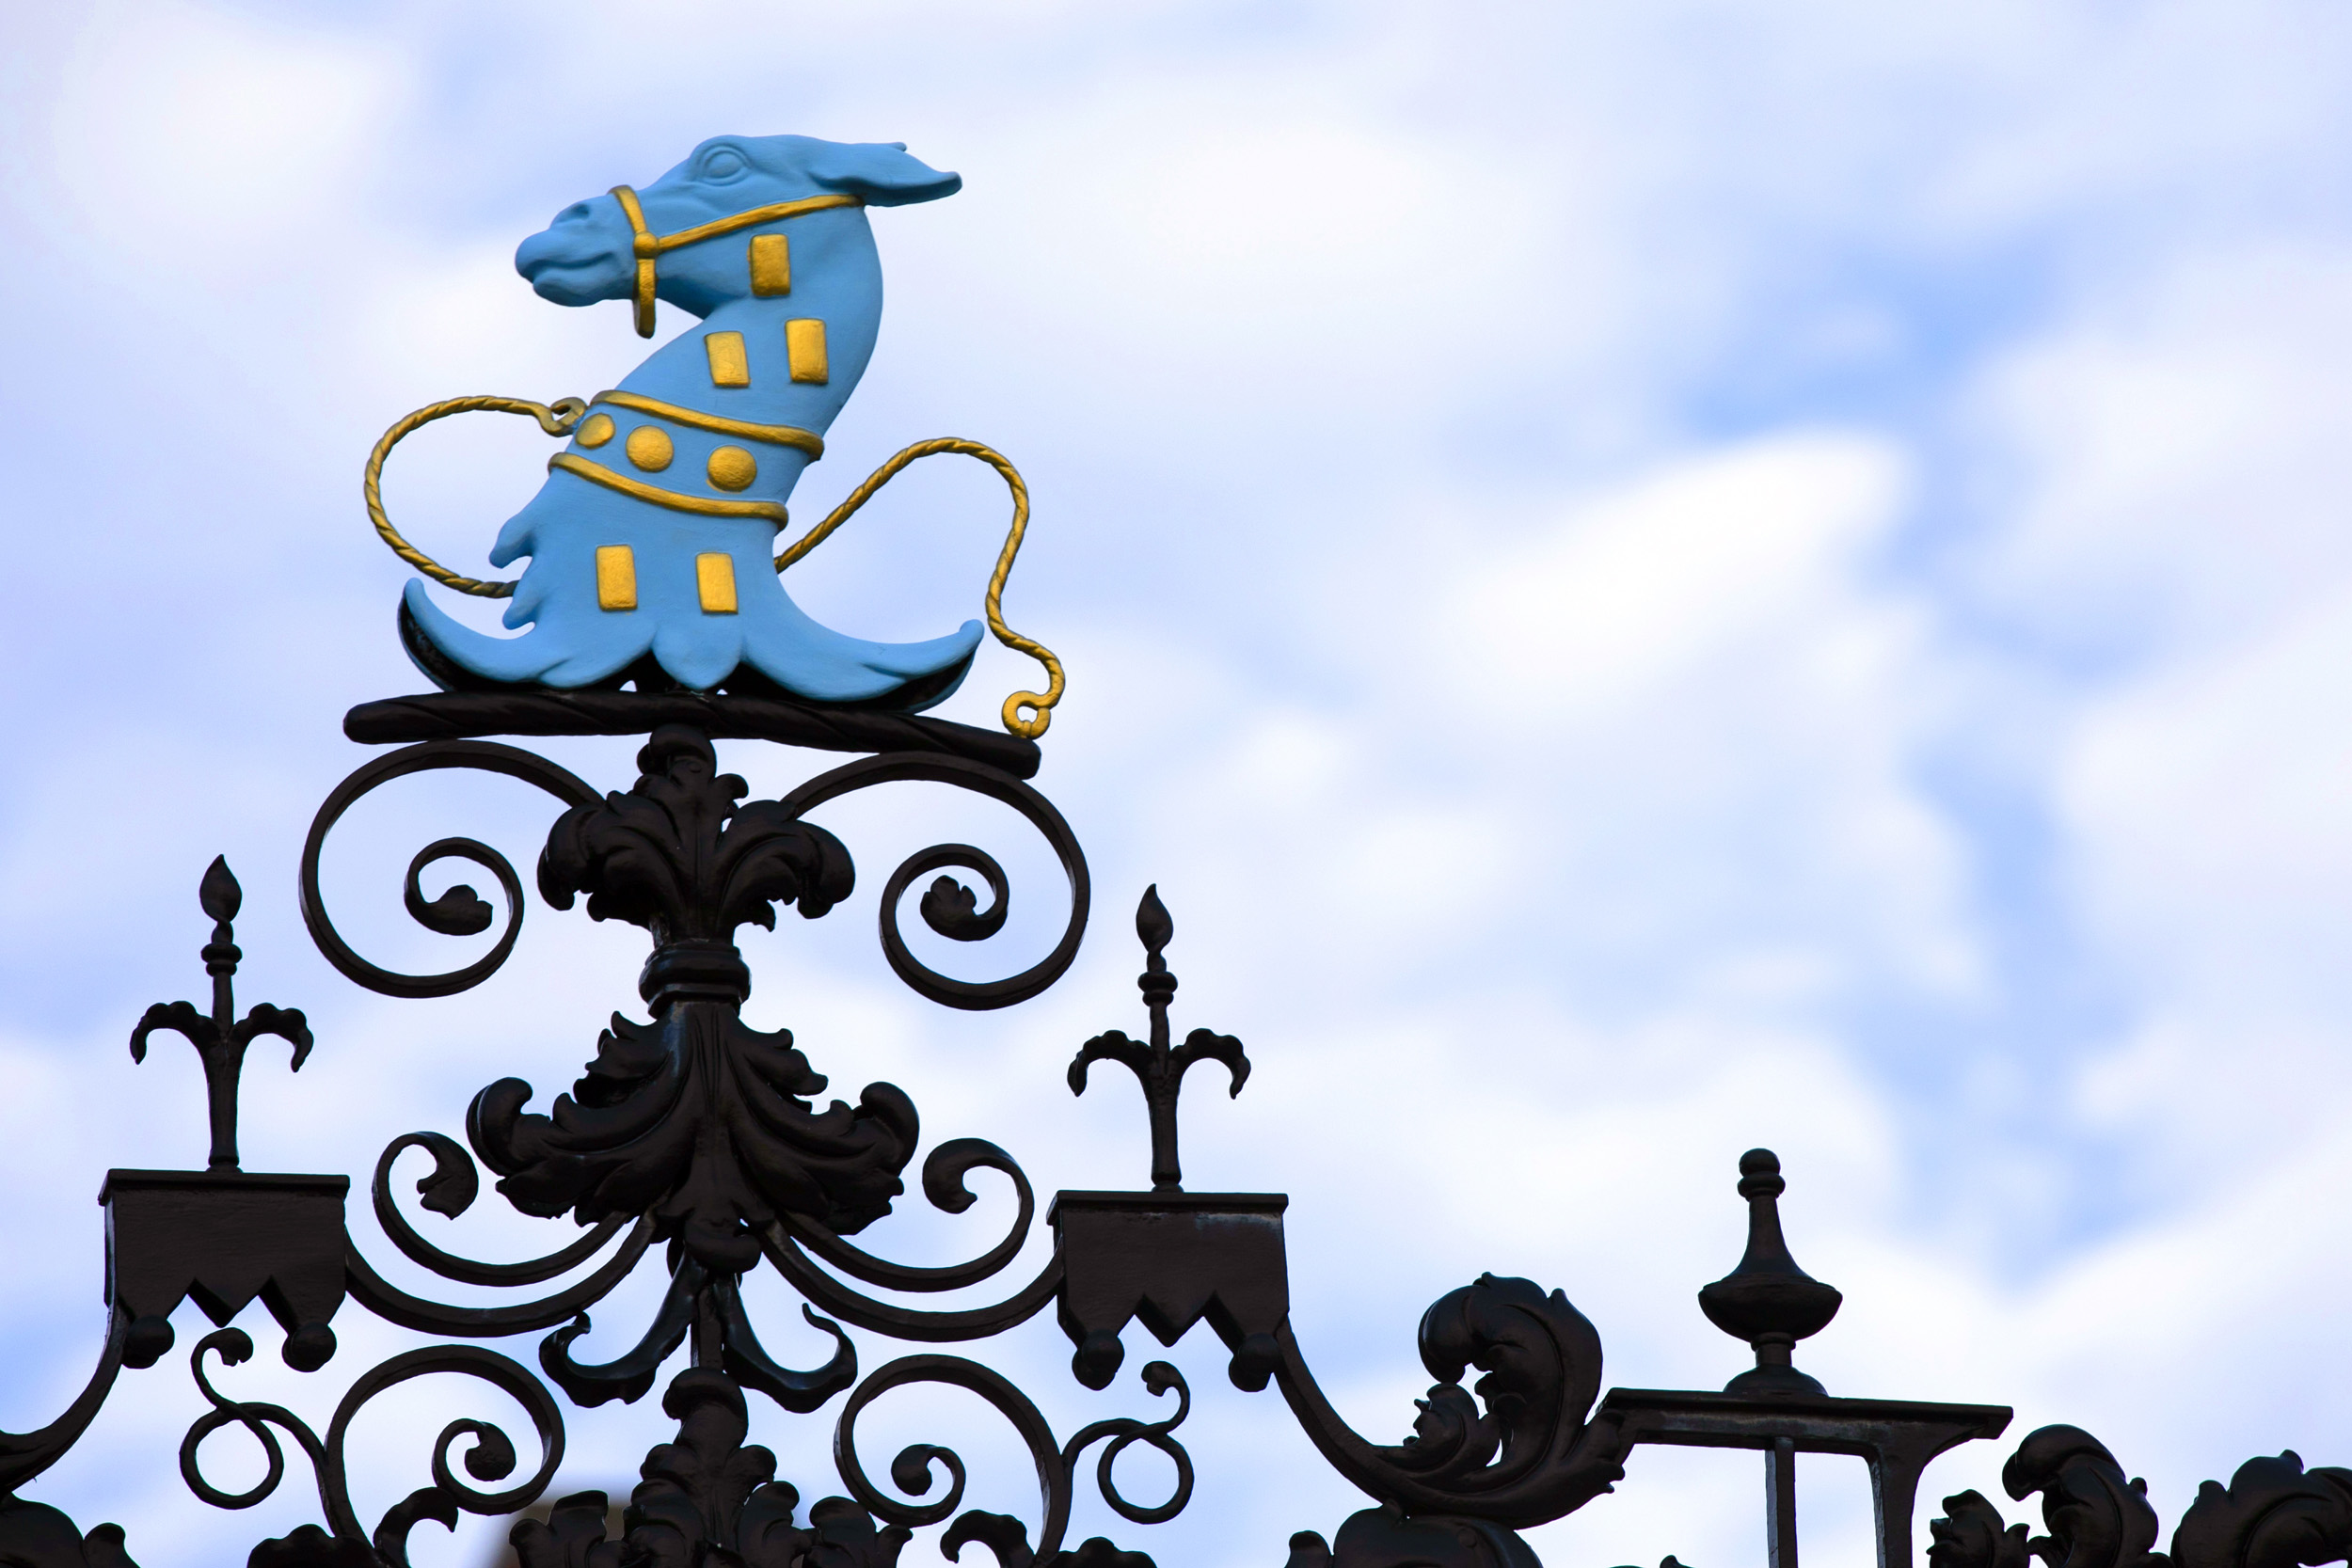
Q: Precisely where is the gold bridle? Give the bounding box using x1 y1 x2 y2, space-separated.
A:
609 185 862 337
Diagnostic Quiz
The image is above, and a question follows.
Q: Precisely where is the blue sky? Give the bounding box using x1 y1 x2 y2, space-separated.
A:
5 2 2352 1565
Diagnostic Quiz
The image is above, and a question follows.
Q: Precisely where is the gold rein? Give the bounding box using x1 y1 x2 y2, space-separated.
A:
362 396 1064 738
364 395 583 598
778 437 1064 740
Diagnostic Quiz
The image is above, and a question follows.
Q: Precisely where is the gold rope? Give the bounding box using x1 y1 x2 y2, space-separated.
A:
777 438 1064 739
363 394 584 597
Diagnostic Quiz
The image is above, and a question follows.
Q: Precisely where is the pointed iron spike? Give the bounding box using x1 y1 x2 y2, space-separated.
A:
199 855 242 924
1136 884 1173 958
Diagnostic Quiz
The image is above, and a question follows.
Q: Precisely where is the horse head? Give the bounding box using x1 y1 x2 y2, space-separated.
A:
516 135 961 325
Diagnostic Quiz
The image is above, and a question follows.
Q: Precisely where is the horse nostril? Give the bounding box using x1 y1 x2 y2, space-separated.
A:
559 200 594 224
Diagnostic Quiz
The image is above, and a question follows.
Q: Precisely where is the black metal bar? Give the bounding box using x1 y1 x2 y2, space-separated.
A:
1768 1435 1798 1568
344 688 1042 777
1601 1387 2012 1568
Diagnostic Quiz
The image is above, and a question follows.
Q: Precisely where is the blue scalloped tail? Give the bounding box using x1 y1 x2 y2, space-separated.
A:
400 578 984 712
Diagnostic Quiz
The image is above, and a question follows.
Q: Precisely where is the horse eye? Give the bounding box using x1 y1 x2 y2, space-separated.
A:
702 149 747 181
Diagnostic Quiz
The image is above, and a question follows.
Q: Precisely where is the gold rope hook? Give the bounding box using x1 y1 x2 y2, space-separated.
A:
777 438 1065 739
363 395 586 597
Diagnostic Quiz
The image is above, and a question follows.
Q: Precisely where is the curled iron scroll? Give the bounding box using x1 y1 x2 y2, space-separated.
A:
779 752 1089 1010
182 1327 564 1560
300 739 599 999
373 1132 630 1289
834 1356 1192 1567
788 1137 1037 1294
1066 1361 1194 1527
834 1353 1071 1544
0 1304 129 1495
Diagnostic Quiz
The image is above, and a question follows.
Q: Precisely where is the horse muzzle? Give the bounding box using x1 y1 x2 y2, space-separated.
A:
515 206 636 306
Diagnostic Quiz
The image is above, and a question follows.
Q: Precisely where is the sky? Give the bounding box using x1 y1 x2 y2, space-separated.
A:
3 1 2352 1565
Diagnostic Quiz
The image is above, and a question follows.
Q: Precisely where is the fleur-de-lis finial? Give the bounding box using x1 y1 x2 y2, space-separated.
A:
129 857 314 1170
1068 885 1249 1191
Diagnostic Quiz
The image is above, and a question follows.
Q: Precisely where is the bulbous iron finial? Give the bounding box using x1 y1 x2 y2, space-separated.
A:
1697 1148 1843 1397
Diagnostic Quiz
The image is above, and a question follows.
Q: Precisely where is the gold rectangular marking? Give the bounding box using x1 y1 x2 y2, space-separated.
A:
749 234 790 296
786 318 829 384
595 545 637 610
704 331 751 388
696 552 739 614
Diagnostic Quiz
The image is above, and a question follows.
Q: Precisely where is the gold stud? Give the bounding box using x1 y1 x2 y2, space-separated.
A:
749 234 790 296
704 331 751 388
625 425 674 471
707 446 757 492
595 545 637 610
786 319 828 384
697 552 739 614
575 412 615 448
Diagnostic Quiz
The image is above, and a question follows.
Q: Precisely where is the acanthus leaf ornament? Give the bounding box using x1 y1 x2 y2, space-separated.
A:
469 725 914 1273
536 723 854 942
506 1370 908 1568
2170 1453 2352 1568
1932 1432 2352 1568
1274 1273 1628 1545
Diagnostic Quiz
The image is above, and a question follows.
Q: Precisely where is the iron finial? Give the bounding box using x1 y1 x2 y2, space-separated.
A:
1069 885 1249 1190
129 856 314 1170
1697 1148 1843 1397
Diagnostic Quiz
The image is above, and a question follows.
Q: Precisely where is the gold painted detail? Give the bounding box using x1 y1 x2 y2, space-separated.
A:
612 185 661 339
704 332 751 389
611 185 859 338
697 553 739 613
707 446 757 492
363 393 587 598
596 545 638 610
576 412 615 448
786 319 829 384
749 234 790 296
777 438 1064 739
550 453 790 521
592 391 822 453
625 426 675 471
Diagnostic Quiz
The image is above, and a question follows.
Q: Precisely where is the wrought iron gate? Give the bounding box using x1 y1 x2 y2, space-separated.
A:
0 689 2329 1568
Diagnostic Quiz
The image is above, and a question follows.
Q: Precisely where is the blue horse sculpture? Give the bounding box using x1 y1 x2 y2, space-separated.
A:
390 135 990 709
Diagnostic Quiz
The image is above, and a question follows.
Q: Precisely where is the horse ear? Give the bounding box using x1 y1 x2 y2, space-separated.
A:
803 141 961 206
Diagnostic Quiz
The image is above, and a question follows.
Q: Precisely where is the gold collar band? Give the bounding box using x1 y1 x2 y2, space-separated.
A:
550 452 790 521
593 390 824 453
611 186 863 339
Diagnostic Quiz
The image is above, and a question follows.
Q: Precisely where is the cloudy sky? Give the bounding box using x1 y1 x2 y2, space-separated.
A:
4 1 2352 1564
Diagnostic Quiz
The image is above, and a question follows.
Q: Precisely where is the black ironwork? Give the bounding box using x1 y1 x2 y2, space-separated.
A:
130 857 313 1171
0 678 2337 1568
